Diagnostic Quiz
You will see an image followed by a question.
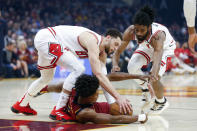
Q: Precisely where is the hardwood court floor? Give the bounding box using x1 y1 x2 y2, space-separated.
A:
0 74 197 131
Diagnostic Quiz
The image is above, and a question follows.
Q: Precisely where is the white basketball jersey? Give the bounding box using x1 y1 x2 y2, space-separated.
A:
50 25 102 58
136 22 176 50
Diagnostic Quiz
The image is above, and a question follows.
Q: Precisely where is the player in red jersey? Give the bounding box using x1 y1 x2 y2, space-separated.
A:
35 72 150 122
66 74 148 124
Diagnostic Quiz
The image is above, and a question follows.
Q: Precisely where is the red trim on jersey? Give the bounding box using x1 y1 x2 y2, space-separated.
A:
171 40 174 43
134 50 150 65
87 31 99 44
37 65 56 70
161 61 166 66
77 36 88 51
50 27 56 35
47 28 55 38
149 30 162 43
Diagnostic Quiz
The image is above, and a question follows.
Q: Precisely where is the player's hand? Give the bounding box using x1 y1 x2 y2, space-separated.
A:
150 73 158 82
111 65 120 72
116 96 132 114
137 75 151 82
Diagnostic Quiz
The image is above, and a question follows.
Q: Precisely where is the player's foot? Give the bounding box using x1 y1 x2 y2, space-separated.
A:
149 98 169 115
34 86 48 97
49 106 74 122
141 89 153 113
11 101 37 115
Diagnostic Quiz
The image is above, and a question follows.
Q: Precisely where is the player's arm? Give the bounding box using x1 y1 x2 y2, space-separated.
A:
112 25 135 72
150 31 166 81
107 72 150 82
79 32 132 114
76 108 147 124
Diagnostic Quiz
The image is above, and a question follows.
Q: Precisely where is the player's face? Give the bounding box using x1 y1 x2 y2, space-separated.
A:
88 90 99 103
134 24 150 43
106 36 121 55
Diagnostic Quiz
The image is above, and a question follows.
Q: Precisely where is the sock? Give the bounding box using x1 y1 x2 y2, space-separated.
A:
56 92 69 110
19 93 32 106
156 97 165 103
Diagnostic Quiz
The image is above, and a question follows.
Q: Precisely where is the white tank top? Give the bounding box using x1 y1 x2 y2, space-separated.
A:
136 22 176 50
48 25 103 58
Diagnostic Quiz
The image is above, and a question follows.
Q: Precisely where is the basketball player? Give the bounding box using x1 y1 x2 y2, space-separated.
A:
34 72 150 96
65 74 148 124
112 6 176 114
184 0 197 54
11 26 132 121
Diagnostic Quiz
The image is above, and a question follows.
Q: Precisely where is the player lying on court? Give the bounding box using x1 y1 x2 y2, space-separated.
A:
52 74 148 124
35 72 150 96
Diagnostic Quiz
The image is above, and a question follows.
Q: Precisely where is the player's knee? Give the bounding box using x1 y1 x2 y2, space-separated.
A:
127 62 139 74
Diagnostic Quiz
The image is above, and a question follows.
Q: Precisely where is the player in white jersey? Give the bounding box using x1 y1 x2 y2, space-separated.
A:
11 25 133 121
183 0 197 54
112 6 176 115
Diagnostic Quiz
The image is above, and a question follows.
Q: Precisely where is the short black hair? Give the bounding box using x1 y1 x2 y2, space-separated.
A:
133 5 155 26
105 28 122 40
75 74 99 98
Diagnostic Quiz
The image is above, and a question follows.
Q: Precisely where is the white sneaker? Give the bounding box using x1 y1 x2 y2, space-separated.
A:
141 89 151 102
141 89 152 113
149 98 169 115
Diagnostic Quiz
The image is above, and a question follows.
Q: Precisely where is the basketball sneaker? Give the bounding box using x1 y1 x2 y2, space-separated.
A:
149 97 169 115
11 101 37 115
34 86 48 97
49 106 74 122
141 89 151 102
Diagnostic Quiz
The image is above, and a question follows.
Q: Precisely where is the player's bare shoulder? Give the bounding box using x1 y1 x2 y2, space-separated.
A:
150 31 166 49
123 25 135 41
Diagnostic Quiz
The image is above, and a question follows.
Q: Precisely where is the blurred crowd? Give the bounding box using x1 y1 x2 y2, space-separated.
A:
0 0 196 78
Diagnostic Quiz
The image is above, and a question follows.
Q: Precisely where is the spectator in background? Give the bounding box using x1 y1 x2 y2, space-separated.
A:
0 11 7 78
17 40 29 77
17 40 40 77
2 40 22 78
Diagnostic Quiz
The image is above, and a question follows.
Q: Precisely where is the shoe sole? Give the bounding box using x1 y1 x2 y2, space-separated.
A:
11 106 35 115
149 102 170 115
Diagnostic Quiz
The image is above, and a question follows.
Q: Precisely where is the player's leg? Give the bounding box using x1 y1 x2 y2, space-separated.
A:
49 51 85 122
11 68 55 115
127 48 152 103
34 82 63 97
11 29 58 115
149 51 174 114
184 0 197 51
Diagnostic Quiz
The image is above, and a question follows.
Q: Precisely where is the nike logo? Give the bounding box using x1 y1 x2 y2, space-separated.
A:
169 45 173 47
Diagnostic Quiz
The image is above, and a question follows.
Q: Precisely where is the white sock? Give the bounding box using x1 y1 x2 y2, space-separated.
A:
156 97 165 103
56 92 69 110
19 93 32 106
